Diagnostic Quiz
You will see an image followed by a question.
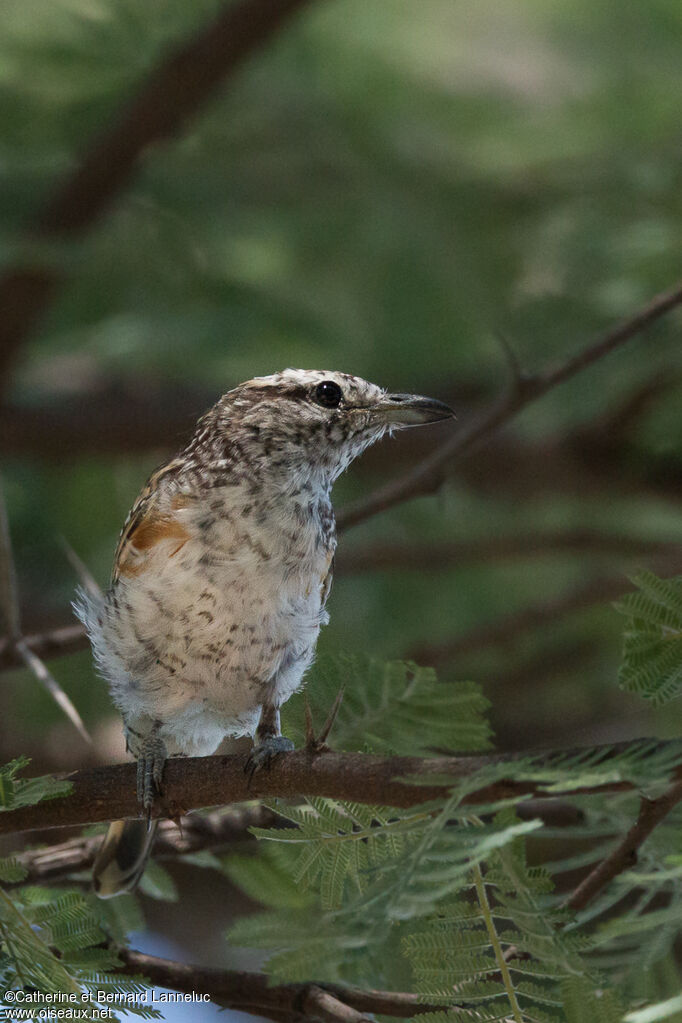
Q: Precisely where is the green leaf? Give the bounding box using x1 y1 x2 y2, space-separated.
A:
616 573 682 705
282 655 492 755
0 757 72 812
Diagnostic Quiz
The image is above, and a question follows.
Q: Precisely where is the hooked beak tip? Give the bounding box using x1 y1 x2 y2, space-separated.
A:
378 393 456 426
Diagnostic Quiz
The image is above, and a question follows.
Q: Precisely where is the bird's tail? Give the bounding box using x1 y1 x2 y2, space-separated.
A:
93 819 157 898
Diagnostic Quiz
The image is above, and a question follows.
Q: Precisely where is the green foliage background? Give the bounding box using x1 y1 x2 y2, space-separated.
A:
0 0 681 1020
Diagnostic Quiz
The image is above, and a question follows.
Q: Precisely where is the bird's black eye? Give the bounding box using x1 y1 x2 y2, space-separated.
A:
314 380 343 409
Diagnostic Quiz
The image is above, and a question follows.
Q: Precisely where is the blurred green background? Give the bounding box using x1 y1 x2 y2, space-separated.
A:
0 0 680 982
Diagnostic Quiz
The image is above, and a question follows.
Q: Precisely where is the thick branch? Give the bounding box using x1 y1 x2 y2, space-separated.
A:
0 0 314 383
564 779 682 913
0 742 675 837
117 949 439 1022
338 280 682 530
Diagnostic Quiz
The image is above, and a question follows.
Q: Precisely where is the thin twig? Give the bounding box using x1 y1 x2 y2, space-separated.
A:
338 280 682 530
0 740 678 837
59 536 102 599
0 480 91 743
14 640 91 746
0 622 87 673
0 479 21 640
563 779 682 913
315 686 345 748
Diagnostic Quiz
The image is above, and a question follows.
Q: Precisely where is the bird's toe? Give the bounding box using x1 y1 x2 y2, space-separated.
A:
245 735 294 780
136 737 168 823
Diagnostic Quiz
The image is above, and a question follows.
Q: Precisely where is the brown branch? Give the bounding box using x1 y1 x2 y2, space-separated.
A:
1 369 677 469
0 741 676 837
337 530 680 575
0 0 314 384
0 381 210 458
564 779 682 913
338 280 682 530
0 480 91 743
116 948 440 1022
410 550 682 666
12 805 277 885
5 539 679 677
14 796 582 887
0 622 87 673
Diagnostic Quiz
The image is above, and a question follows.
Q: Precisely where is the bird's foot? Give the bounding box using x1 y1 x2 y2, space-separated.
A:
245 735 294 783
136 735 167 826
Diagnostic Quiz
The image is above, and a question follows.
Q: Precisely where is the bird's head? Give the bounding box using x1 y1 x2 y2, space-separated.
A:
195 369 455 492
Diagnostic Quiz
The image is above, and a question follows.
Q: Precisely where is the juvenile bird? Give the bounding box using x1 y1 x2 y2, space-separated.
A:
77 369 453 896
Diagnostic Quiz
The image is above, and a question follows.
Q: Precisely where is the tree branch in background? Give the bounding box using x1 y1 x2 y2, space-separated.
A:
12 805 277 885
116 949 440 1022
338 280 682 530
0 622 86 673
409 549 682 666
3 537 679 676
0 0 314 385
338 529 680 575
2 368 678 475
0 480 91 743
564 779 682 913
10 798 580 888
0 742 678 837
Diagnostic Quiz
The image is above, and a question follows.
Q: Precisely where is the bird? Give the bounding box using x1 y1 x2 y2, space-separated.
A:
76 368 454 896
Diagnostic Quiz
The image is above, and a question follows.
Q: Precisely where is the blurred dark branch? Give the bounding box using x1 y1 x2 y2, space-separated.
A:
0 622 86 673
338 530 680 575
0 0 314 385
0 381 210 458
6 533 676 676
410 550 682 666
0 742 677 837
14 797 580 886
564 779 682 913
12 806 277 885
0 480 91 743
453 369 682 504
117 948 440 1022
2 373 680 512
338 280 682 530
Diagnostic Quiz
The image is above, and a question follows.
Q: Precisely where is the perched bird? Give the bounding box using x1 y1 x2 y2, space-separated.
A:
77 369 454 896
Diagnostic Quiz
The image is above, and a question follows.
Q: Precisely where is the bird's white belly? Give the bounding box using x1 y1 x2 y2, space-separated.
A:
99 528 330 752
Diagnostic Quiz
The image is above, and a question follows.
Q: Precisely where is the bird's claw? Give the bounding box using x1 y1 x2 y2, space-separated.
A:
136 736 167 827
245 735 294 783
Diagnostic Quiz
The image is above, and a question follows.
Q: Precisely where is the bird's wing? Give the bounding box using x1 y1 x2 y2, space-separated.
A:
320 553 335 608
112 461 192 582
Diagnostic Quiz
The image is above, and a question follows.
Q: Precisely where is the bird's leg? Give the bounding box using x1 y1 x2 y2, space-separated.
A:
134 722 167 825
245 703 294 779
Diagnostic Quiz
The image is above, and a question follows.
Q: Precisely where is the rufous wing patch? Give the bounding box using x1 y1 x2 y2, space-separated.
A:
114 495 191 581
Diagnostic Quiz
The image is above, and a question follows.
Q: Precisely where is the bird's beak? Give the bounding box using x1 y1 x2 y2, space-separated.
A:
373 392 456 427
